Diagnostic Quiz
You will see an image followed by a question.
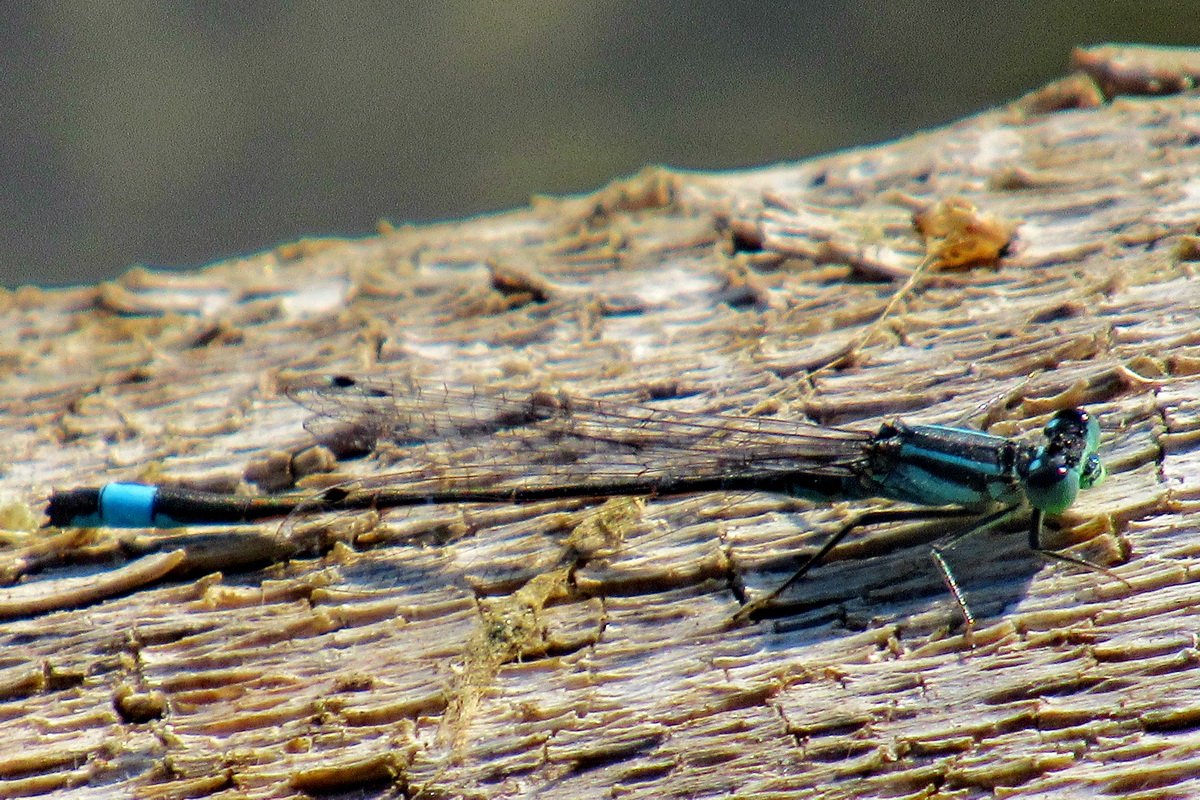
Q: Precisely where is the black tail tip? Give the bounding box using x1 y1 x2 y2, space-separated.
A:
44 488 102 527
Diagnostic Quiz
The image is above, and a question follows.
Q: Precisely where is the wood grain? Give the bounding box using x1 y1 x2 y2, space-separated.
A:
2 46 1199 799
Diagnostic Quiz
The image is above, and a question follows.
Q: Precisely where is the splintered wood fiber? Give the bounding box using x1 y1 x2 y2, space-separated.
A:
2 57 1200 799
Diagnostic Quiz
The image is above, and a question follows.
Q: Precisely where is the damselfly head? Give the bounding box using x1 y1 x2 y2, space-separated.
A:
1023 407 1104 514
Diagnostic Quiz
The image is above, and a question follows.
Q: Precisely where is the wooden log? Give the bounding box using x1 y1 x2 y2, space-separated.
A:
2 44 1199 799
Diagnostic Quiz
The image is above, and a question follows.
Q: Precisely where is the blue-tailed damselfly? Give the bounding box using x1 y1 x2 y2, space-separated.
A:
45 375 1108 628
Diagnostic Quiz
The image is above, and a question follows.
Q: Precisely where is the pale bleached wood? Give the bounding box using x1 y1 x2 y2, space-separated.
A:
2 47 1200 799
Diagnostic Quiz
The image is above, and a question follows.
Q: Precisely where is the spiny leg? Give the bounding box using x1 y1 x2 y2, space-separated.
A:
735 502 1127 633
1027 509 1132 588
928 504 1025 636
731 506 978 625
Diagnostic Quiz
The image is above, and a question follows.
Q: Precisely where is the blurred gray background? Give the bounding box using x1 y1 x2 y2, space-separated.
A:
2 2 1194 287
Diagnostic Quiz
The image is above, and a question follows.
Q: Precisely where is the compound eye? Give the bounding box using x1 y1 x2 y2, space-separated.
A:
1079 453 1106 489
1044 408 1090 440
1024 455 1081 514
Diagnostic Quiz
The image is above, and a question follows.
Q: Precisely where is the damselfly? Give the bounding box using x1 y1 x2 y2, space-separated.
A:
45 375 1108 629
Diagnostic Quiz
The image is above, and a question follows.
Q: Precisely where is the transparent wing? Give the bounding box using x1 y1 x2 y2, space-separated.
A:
283 374 875 494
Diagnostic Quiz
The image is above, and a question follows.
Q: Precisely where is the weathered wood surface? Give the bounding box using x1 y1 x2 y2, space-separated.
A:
2 47 1200 799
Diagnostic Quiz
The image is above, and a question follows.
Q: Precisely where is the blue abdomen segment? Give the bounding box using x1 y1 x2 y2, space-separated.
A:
99 483 179 527
46 482 188 528
46 482 279 528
